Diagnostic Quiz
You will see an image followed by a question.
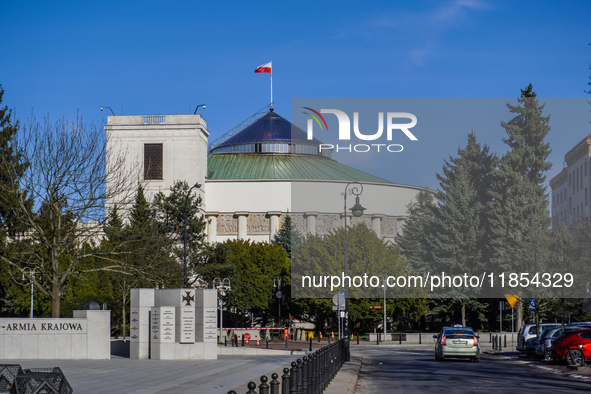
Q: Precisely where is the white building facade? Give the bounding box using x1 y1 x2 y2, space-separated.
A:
106 109 427 243
550 135 591 228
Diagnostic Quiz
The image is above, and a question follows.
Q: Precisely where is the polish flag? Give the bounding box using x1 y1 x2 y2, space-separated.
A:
255 62 272 74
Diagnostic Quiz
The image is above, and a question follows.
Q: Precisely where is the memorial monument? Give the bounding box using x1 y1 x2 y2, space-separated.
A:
130 288 217 360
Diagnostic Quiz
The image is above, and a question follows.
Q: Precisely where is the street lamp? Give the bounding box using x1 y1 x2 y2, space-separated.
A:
342 182 366 360
184 182 202 288
22 267 40 318
213 278 231 342
274 276 285 327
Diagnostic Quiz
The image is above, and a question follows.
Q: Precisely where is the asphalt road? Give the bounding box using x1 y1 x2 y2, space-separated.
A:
354 348 591 393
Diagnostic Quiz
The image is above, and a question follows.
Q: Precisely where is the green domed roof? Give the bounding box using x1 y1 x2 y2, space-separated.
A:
207 154 392 183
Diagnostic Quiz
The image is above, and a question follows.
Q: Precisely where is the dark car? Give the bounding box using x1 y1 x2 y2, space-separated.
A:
535 327 563 360
524 337 538 355
550 329 591 365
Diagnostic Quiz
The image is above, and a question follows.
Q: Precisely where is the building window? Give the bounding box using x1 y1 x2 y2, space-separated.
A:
144 143 163 180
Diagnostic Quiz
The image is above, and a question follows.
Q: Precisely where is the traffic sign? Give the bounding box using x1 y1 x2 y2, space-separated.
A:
370 306 384 309
244 333 251 340
504 294 519 308
332 292 345 307
528 299 536 311
275 290 283 299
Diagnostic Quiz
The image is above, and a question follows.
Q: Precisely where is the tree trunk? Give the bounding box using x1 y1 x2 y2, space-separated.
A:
516 298 523 332
461 303 466 327
51 288 61 318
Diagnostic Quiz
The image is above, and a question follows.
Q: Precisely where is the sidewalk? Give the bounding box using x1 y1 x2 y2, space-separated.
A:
324 354 363 394
2 354 301 394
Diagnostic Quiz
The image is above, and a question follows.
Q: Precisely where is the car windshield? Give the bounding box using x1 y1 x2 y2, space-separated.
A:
444 328 475 336
528 324 560 335
539 329 550 338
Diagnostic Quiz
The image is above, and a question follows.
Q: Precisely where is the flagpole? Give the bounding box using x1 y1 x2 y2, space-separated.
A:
270 67 273 109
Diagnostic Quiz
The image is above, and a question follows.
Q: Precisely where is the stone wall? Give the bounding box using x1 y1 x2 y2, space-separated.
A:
0 310 110 360
210 211 405 243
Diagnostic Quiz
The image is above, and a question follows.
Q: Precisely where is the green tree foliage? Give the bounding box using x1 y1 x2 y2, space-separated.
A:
428 134 497 326
152 180 208 284
197 239 290 327
431 133 497 277
0 85 33 316
0 112 137 317
292 224 427 332
272 215 301 258
488 85 553 330
489 84 552 273
123 185 181 288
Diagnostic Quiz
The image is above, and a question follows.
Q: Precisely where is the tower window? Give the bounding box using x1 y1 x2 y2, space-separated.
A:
144 143 163 180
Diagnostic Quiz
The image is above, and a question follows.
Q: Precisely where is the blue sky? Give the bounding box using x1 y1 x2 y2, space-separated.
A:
1 0 590 189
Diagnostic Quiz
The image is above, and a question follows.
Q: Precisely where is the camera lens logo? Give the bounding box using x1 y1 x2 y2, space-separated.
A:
302 107 329 132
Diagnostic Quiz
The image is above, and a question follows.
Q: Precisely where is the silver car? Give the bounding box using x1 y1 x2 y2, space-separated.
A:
516 323 561 351
434 326 480 362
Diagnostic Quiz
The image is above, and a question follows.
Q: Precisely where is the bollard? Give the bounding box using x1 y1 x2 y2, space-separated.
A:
399 332 402 345
377 333 380 345
259 375 270 394
246 381 257 394
224 336 227 347
419 332 422 345
580 345 586 367
281 367 290 394
285 336 289 349
270 373 280 394
242 335 245 347
228 391 237 394
328 336 331 345
318 332 321 343
296 358 303 394
310 354 318 394
504 334 507 349
357 334 359 345
266 339 269 349
310 338 313 352
302 357 309 393
290 361 298 394
490 331 492 343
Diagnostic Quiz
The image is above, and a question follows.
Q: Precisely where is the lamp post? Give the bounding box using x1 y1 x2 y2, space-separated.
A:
184 182 202 288
274 276 284 327
342 182 366 361
22 267 39 318
213 278 231 342
380 276 387 339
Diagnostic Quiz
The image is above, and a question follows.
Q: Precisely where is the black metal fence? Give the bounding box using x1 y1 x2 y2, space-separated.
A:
228 338 348 394
0 365 72 394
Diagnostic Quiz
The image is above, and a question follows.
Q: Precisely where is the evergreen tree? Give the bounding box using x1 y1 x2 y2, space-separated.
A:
0 84 31 238
428 133 497 326
488 84 552 331
152 180 209 284
272 215 301 259
397 190 436 272
124 185 180 288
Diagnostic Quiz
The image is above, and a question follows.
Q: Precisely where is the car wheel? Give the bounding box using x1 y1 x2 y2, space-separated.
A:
473 356 480 363
435 352 439 361
566 349 583 366
439 355 445 361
